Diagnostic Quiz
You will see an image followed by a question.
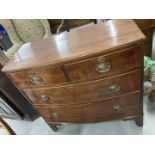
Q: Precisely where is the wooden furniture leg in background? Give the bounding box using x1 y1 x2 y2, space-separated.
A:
93 19 97 24
134 115 143 127
49 125 58 132
0 117 16 135
134 19 154 57
48 123 58 132
57 20 64 34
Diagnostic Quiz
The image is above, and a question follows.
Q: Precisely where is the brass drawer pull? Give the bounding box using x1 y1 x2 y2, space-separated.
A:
40 95 49 102
96 56 111 73
30 74 43 85
51 112 60 120
113 105 123 113
109 84 120 92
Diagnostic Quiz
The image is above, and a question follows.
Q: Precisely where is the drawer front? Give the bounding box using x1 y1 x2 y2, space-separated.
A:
65 47 142 82
24 70 142 105
9 67 67 88
35 92 141 123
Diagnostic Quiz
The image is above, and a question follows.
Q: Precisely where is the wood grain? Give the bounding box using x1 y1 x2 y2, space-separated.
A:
65 46 142 82
24 70 141 105
134 19 154 56
9 66 67 88
1 20 145 129
35 92 141 123
2 20 145 72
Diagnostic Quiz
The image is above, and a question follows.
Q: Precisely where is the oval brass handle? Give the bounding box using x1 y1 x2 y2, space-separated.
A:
51 112 60 120
113 105 123 113
40 95 49 102
109 84 120 92
31 75 43 85
96 63 111 73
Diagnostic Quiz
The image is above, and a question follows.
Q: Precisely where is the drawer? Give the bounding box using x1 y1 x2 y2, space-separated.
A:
35 92 141 123
24 69 142 105
9 66 67 88
65 47 142 82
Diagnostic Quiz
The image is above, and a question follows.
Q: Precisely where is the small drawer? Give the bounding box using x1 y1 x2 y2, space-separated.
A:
9 66 67 88
24 69 141 105
64 47 142 82
35 92 141 123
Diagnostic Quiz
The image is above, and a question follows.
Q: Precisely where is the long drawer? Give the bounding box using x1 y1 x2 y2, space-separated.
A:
9 47 142 89
24 69 142 105
35 92 142 123
65 47 142 82
9 66 67 88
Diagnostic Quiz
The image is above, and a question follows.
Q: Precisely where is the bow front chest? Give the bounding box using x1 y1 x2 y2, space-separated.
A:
2 20 145 131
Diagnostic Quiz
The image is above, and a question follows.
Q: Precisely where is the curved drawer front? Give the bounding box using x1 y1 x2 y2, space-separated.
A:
9 67 67 88
24 70 141 105
35 92 141 123
65 47 142 82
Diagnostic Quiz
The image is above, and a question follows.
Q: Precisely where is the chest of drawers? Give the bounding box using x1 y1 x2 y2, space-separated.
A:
2 20 145 131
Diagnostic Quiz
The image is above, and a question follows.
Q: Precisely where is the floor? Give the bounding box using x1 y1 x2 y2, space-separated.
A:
1 93 155 135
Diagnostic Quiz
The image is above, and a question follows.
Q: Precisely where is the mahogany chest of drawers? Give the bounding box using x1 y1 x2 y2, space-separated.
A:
2 20 145 131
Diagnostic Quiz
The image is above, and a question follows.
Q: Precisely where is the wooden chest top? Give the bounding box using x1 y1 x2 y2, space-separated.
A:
2 19 145 72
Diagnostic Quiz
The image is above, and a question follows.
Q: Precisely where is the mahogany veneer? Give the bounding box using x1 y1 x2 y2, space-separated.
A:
35 92 141 123
2 20 145 131
24 70 141 105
